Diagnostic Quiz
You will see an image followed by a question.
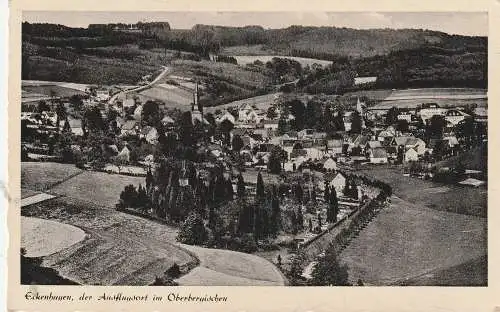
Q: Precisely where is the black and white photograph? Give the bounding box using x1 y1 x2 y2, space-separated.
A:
19 11 488 287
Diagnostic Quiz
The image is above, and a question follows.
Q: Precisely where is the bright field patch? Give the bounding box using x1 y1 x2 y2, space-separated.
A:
21 162 83 191
22 216 87 257
178 244 285 286
50 171 145 207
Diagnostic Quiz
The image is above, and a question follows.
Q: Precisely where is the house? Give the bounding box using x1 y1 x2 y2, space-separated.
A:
262 120 279 130
121 120 139 136
445 109 470 125
116 146 131 162
141 127 159 145
133 105 143 121
325 139 343 156
298 129 315 139
305 147 324 160
161 115 175 127
404 148 419 162
68 118 83 136
354 76 377 85
253 128 271 140
192 110 210 125
377 126 396 142
122 98 135 110
419 103 447 122
95 88 110 102
443 135 460 149
397 111 413 122
329 172 347 195
343 111 353 132
322 157 337 171
217 111 236 125
369 148 388 164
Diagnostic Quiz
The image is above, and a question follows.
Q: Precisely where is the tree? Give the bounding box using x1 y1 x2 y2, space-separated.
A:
231 134 244 152
83 105 105 135
343 179 350 197
219 119 234 146
178 111 194 147
119 184 139 208
55 101 67 132
237 173 245 198
350 180 358 200
267 106 278 120
177 212 208 245
270 187 281 235
386 107 399 125
350 111 362 134
142 101 163 127
268 147 283 174
324 182 330 202
37 100 50 113
256 171 265 201
289 99 306 130
310 243 349 286
295 183 303 203
396 119 409 133
327 188 338 223
426 115 446 140
278 116 289 135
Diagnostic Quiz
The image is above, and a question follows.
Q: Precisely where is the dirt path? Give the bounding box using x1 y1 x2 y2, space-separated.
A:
339 196 487 285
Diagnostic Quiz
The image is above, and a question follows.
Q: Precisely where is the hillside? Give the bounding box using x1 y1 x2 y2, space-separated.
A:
21 22 487 93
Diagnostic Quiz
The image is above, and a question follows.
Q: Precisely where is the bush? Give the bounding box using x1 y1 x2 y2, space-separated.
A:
177 212 208 246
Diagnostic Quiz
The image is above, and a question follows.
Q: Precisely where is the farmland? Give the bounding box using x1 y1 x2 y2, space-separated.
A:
49 170 145 208
357 165 487 217
21 197 195 285
370 88 488 110
21 216 87 258
21 162 83 191
20 162 286 286
231 55 333 67
340 196 486 285
177 244 285 286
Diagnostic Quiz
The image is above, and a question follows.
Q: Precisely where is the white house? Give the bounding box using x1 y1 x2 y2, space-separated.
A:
445 109 470 125
397 111 413 122
419 103 447 122
133 105 143 121
330 173 347 195
322 158 337 171
96 89 110 102
217 111 236 124
404 148 419 162
262 120 279 130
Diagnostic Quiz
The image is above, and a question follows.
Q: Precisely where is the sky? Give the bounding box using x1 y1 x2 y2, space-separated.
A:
22 11 488 36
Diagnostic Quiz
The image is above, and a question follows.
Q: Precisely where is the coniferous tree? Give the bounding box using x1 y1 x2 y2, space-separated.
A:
256 171 265 202
270 186 281 235
296 208 304 232
310 243 349 286
343 179 350 197
324 182 330 202
350 180 358 200
295 184 304 203
225 178 234 200
308 218 313 232
327 188 339 223
237 173 245 198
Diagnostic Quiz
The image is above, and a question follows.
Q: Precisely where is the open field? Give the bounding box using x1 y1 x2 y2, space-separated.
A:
50 170 145 208
21 197 195 285
357 165 487 217
22 216 87 257
370 88 488 110
21 162 83 191
394 255 487 286
22 84 86 98
137 84 193 111
21 188 42 199
177 244 285 286
232 55 333 67
204 92 281 113
340 196 487 285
